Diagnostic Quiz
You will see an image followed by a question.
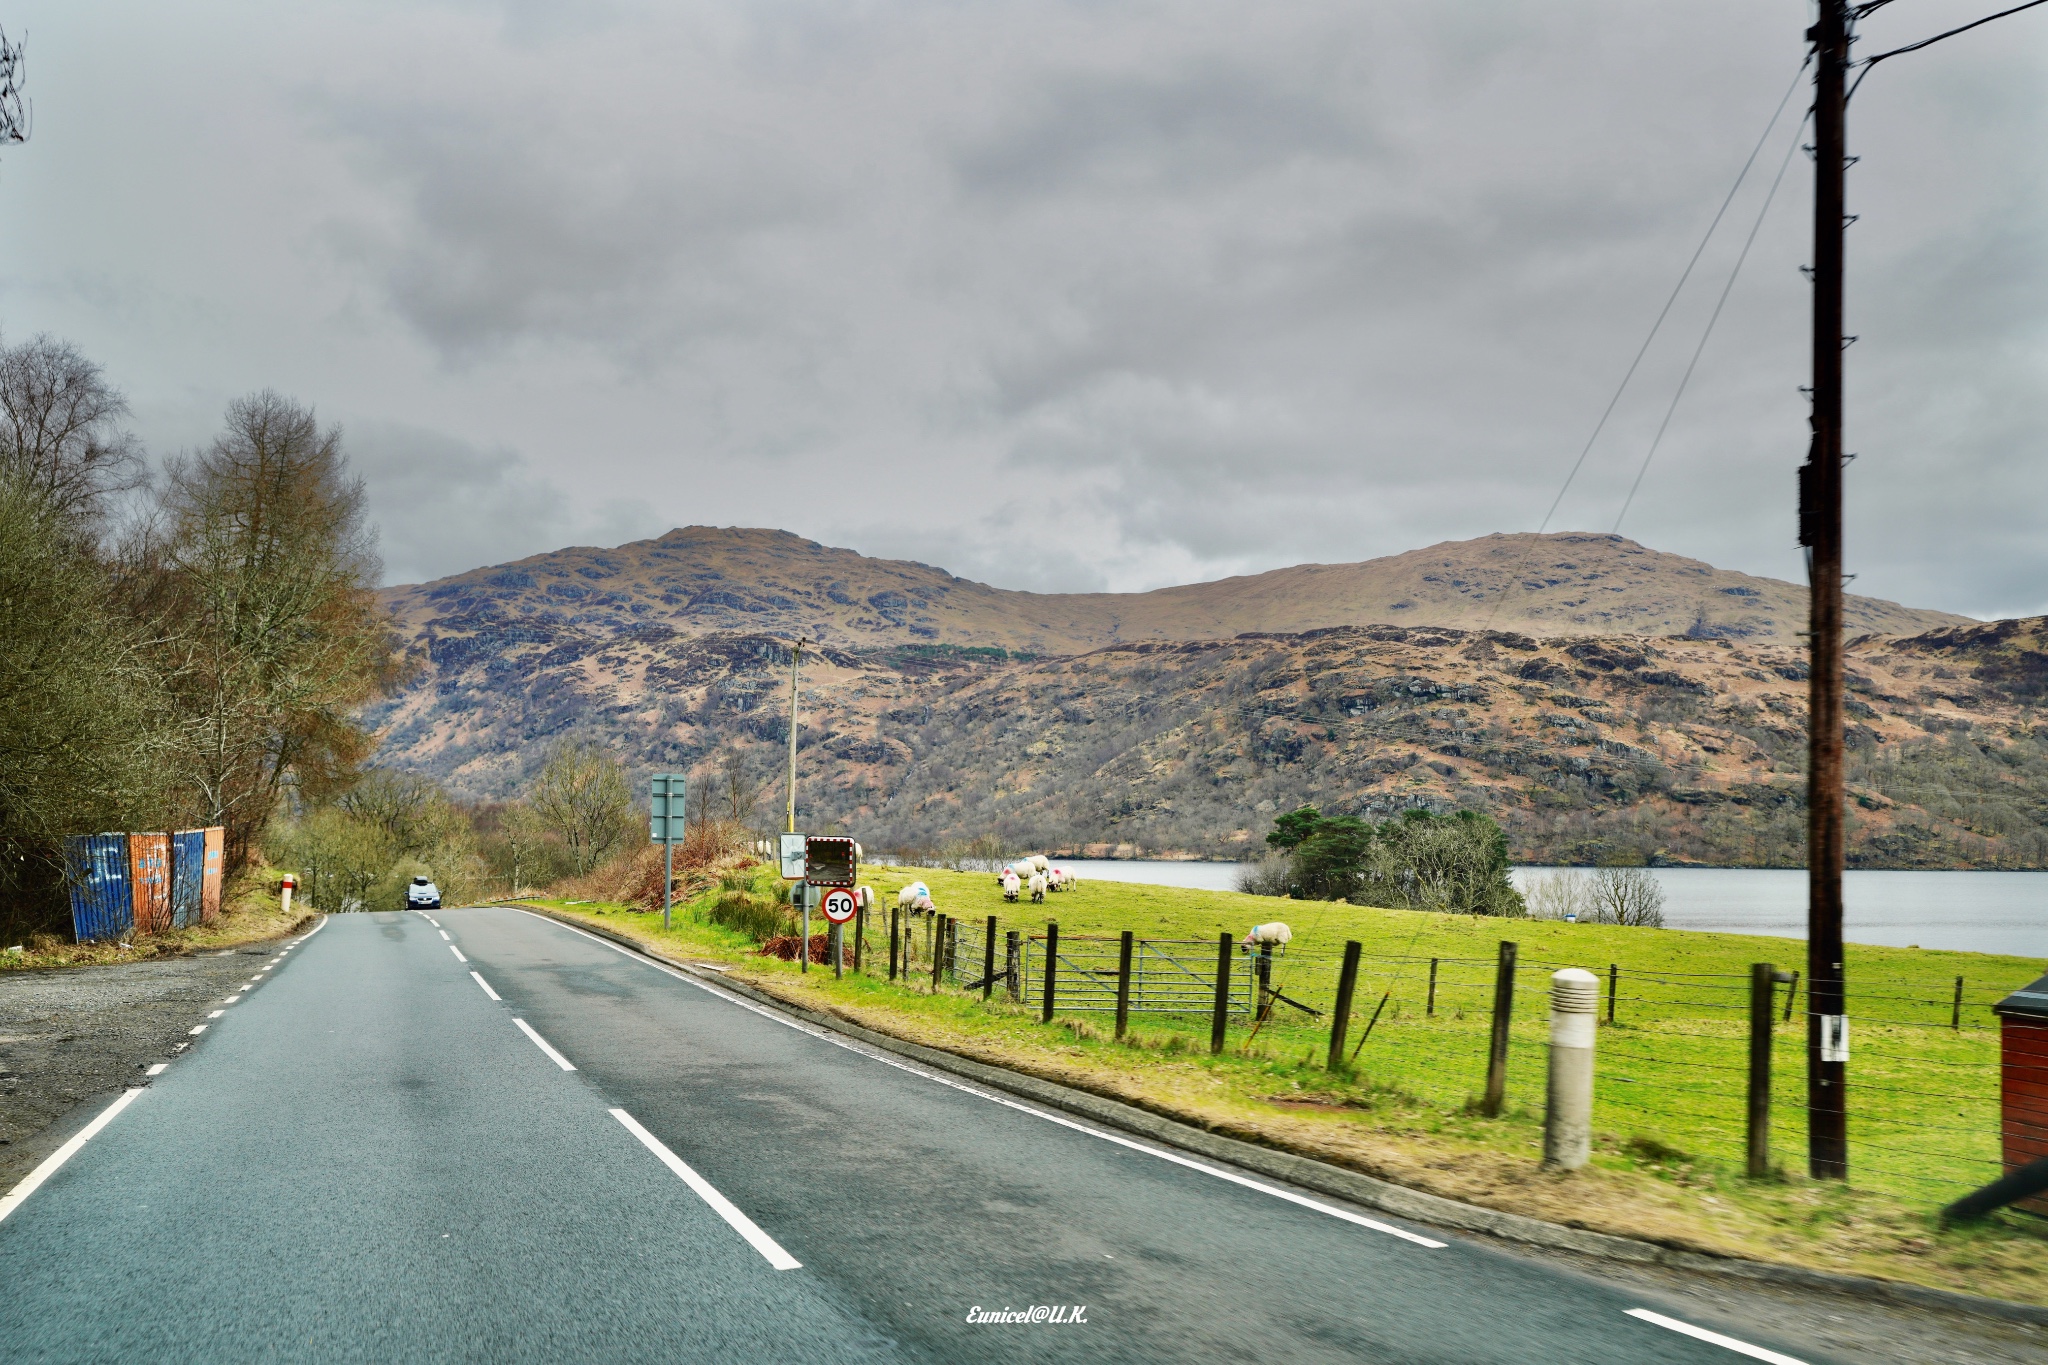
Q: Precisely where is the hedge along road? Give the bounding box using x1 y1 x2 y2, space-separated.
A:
0 910 1825 1365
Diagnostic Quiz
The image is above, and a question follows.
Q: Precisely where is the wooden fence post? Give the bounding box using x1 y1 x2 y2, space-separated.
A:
1041 921 1059 1023
1607 963 1618 1026
1953 976 1964 1031
1115 930 1134 1040
1210 932 1233 1055
1781 969 1800 1023
983 916 998 1001
1328 940 1363 1072
1426 957 1438 1017
1482 940 1518 1117
1748 962 1776 1178
854 901 865 973
932 913 947 991
888 905 900 981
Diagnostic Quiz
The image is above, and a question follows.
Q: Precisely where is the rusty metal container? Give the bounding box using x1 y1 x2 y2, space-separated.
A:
1994 972 2048 1216
128 832 172 936
200 826 224 920
170 829 206 928
63 833 133 942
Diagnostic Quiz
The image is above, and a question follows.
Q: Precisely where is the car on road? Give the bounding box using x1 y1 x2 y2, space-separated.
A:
405 876 442 910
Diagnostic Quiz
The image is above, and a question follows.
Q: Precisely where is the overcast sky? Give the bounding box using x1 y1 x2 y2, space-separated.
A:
1 1 2042 616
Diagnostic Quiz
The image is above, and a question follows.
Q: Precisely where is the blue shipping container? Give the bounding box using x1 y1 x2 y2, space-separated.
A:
170 829 206 929
65 833 134 943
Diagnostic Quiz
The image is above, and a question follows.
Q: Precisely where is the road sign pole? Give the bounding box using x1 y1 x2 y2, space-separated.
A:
663 837 674 932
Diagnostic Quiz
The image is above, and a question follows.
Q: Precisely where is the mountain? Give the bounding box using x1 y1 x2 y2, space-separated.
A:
364 530 2048 869
378 527 1970 656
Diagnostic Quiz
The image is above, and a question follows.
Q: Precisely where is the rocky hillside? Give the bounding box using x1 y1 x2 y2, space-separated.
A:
378 527 1969 656
363 523 2046 867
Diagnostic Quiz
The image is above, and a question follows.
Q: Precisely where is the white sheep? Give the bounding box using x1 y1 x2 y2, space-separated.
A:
911 893 935 915
1028 872 1047 904
1242 921 1293 948
897 882 931 911
1030 854 1049 873
857 886 875 913
1046 867 1067 891
1002 870 1021 902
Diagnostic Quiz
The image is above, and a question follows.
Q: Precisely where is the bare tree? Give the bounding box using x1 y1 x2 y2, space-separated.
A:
1588 866 1666 928
153 392 398 868
723 750 765 824
0 335 142 527
529 740 638 875
0 27 29 149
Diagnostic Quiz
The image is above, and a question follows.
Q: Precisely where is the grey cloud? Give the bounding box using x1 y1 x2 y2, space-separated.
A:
0 0 2038 612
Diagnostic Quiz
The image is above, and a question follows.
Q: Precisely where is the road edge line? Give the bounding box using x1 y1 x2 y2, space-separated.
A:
609 1108 802 1270
514 905 2048 1329
1624 1309 1808 1364
0 1088 144 1224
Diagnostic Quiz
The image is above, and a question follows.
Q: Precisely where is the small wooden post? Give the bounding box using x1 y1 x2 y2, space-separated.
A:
1747 962 1776 1178
1256 941 1275 1022
1327 940 1363 1071
1115 930 1134 1040
1426 957 1438 1017
888 905 900 980
1210 932 1233 1055
1005 930 1021 1003
1607 963 1618 1025
854 900 865 973
1041 921 1059 1022
1482 940 1518 1117
1782 969 1800 1023
932 913 947 991
983 915 998 1001
1953 976 1965 1031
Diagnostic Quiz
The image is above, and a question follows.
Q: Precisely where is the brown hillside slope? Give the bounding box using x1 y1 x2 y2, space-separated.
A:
366 605 2048 868
378 527 1968 654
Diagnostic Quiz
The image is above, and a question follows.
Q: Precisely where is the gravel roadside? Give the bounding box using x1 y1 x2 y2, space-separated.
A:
0 930 306 1191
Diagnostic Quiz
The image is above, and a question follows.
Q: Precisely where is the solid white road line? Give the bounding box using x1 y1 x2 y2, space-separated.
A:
1625 1310 1808 1364
0 1088 144 1224
145 1063 168 1076
512 908 1446 1249
470 971 502 1001
449 945 468 963
513 1018 576 1071
610 1108 802 1270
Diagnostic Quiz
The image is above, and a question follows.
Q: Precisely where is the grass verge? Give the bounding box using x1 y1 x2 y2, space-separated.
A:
3 871 313 971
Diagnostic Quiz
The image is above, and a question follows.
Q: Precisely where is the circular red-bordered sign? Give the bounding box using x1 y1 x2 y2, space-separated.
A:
820 886 858 924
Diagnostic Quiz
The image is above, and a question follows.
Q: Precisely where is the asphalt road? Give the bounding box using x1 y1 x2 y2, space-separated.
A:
0 908 1839 1363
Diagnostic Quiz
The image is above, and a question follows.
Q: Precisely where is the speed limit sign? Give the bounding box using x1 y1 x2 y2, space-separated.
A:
819 886 858 925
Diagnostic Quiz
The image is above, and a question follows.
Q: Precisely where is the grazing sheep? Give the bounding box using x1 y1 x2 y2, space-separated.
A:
911 894 935 915
1046 867 1067 891
1029 854 1049 874
1242 921 1293 948
1002 870 1021 902
1028 872 1047 904
897 882 931 911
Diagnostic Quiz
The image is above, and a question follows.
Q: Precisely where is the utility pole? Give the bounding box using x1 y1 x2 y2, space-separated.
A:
785 637 805 834
1800 0 1851 1182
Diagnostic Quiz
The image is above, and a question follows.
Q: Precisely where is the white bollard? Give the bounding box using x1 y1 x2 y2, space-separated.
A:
280 874 296 917
1544 967 1600 1171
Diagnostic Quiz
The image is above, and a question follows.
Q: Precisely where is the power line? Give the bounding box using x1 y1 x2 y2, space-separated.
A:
1468 56 1811 631
1612 112 1811 533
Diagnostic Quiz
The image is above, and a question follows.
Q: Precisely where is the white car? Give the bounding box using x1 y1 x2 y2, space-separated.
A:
406 876 442 910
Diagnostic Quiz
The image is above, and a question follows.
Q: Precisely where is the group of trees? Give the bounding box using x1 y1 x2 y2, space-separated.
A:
0 333 396 940
266 740 646 913
1247 805 1526 916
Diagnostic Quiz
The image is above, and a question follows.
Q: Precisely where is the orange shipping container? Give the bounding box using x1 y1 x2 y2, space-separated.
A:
129 832 172 936
201 826 224 921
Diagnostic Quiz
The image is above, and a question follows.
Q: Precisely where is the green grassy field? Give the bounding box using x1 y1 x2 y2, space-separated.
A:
526 866 2048 1301
857 866 2032 1206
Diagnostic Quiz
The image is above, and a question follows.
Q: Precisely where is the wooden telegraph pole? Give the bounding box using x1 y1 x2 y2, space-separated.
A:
1800 0 1851 1181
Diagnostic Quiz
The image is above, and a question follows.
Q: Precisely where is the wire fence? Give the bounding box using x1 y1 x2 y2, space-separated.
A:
876 906 2017 1203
